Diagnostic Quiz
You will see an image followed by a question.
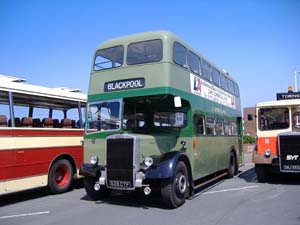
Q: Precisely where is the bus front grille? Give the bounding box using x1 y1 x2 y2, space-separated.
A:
106 137 135 189
279 133 300 172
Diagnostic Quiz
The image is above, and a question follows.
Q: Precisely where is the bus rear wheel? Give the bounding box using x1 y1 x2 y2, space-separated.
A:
161 161 189 208
48 159 73 194
227 152 237 178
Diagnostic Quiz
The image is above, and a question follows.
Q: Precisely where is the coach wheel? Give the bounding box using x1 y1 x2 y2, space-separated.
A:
48 159 73 194
161 161 189 208
227 152 237 178
255 164 267 182
84 176 111 200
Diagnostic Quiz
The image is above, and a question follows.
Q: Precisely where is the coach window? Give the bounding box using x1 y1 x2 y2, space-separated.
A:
127 39 162 65
94 45 124 71
188 51 201 75
258 107 289 130
212 68 220 86
228 79 235 95
234 82 240 97
173 42 188 68
193 114 205 135
201 60 211 81
216 119 224 135
220 73 228 91
0 91 9 127
206 117 215 135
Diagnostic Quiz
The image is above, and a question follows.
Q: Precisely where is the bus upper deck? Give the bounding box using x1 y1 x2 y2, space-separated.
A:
89 31 240 116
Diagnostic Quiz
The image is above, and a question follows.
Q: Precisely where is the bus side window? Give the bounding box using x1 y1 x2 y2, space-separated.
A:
173 42 188 68
206 117 215 135
193 114 205 135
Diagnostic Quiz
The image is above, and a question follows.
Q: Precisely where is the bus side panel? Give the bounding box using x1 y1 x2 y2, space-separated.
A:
193 136 217 179
0 129 83 181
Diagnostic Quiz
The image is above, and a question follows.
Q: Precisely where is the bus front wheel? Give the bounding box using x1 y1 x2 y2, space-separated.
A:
84 176 111 200
255 164 267 182
161 161 189 208
48 159 73 194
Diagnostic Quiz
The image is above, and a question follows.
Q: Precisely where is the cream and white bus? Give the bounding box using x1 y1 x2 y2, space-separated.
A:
252 90 300 182
0 75 86 195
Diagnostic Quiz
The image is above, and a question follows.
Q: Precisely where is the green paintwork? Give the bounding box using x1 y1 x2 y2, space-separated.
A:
84 31 243 181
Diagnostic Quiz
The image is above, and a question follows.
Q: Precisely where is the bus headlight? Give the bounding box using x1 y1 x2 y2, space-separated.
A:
144 157 154 167
264 149 271 158
90 156 99 165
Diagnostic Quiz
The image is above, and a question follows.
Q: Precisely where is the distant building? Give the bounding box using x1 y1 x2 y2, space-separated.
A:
243 107 256 136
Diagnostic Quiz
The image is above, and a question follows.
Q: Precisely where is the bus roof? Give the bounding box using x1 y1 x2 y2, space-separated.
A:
256 99 300 108
0 74 86 102
94 30 234 82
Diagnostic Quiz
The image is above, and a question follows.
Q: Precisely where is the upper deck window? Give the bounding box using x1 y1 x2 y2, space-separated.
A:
258 107 289 131
220 73 228 91
212 68 220 86
228 78 235 94
173 42 188 68
94 45 124 71
233 82 240 97
127 39 162 65
201 60 211 81
188 51 201 75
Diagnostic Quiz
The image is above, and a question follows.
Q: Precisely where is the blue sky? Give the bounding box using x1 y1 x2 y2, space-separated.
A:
0 0 299 108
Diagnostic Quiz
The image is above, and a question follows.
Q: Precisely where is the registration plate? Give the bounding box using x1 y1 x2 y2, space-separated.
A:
108 180 132 188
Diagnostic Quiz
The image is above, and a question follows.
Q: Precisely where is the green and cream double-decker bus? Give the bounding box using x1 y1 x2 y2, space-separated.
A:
80 31 243 208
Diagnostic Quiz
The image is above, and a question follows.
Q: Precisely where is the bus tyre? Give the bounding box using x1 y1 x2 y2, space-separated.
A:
161 161 188 208
255 164 267 182
84 176 111 200
48 159 73 194
227 152 237 178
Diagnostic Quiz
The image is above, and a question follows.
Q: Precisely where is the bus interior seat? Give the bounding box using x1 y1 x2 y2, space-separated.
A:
61 118 72 128
21 117 33 127
53 119 60 128
43 118 53 128
71 119 76 128
126 119 136 129
33 118 43 127
9 118 21 127
0 115 7 127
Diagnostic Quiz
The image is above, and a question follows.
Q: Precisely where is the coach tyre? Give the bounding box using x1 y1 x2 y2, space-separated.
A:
161 161 189 208
84 176 111 200
255 164 267 182
227 151 237 178
48 159 73 194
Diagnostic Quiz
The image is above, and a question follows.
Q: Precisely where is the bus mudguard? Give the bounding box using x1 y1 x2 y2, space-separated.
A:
145 151 186 179
79 163 102 178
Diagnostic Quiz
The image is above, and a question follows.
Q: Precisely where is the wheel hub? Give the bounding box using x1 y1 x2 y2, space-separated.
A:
176 174 187 194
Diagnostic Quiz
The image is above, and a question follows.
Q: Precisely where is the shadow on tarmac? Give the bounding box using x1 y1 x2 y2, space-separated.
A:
238 166 300 185
0 179 84 207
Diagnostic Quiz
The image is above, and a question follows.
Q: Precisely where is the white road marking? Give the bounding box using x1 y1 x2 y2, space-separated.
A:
203 185 259 195
0 211 50 219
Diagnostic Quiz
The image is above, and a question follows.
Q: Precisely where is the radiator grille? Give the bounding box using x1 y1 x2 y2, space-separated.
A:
106 137 135 189
279 134 300 172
